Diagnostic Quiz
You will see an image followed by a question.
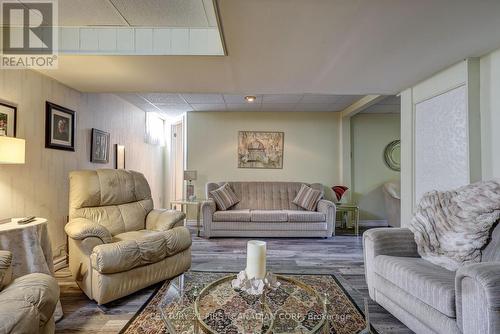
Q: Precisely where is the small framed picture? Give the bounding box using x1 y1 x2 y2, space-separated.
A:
91 128 110 163
0 102 17 137
45 102 76 151
115 144 125 169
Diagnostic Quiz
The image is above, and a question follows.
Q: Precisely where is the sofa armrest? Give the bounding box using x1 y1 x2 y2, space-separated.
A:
456 262 500 334
0 251 12 290
363 228 419 299
146 209 186 231
65 218 113 243
317 199 336 236
201 200 216 238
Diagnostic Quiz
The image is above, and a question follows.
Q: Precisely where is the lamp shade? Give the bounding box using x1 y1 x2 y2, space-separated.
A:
0 136 25 164
183 170 197 181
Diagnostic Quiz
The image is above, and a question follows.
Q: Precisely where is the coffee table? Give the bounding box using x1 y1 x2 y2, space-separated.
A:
159 273 329 334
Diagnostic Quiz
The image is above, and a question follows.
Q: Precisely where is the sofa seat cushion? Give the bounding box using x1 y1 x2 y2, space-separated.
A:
374 255 456 317
251 210 288 222
91 227 192 274
213 210 251 222
286 211 325 222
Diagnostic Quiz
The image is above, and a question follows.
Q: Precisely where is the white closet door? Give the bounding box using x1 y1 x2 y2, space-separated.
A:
414 85 469 203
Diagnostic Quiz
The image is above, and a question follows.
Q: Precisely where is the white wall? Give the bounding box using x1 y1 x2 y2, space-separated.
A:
480 48 500 179
351 114 400 221
400 59 481 225
186 111 341 200
0 69 165 257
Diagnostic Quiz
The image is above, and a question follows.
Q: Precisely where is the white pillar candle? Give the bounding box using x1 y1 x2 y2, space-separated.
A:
246 240 267 279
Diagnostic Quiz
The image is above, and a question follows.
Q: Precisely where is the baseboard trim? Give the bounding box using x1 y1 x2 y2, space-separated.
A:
53 255 68 271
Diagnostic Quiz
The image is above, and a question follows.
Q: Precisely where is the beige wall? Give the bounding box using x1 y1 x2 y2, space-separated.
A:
0 69 165 257
186 111 341 200
351 114 400 221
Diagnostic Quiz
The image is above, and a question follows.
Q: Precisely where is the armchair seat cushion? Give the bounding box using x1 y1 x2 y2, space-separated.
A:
286 211 326 222
0 273 59 331
113 230 158 242
91 226 192 274
251 210 288 222
213 210 251 222
374 255 456 317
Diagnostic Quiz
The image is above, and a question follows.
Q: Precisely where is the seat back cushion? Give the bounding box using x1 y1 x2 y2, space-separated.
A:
206 182 323 210
482 221 500 262
69 169 154 235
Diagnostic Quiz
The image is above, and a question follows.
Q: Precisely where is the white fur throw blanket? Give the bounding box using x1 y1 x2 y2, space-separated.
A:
409 180 500 271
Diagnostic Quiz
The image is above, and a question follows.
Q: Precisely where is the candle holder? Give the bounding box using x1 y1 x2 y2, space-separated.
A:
231 270 281 295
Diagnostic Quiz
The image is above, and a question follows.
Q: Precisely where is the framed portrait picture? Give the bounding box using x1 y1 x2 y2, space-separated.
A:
115 144 125 169
91 128 110 163
45 102 76 151
0 102 17 137
238 131 284 169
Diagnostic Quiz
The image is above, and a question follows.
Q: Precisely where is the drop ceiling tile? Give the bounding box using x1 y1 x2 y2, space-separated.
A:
262 103 297 111
59 0 127 26
300 94 344 104
110 0 209 27
223 94 263 104
155 103 193 112
191 104 226 111
182 93 224 104
141 93 186 104
226 103 262 111
263 94 303 103
294 103 341 112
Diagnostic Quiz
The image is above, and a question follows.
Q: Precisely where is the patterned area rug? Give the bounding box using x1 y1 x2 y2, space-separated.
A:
120 271 374 334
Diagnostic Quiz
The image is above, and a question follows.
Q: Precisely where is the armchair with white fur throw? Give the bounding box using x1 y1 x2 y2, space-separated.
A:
0 251 60 333
65 169 191 305
364 180 500 334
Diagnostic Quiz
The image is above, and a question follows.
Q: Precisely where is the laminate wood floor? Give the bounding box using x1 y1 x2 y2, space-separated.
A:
55 228 413 333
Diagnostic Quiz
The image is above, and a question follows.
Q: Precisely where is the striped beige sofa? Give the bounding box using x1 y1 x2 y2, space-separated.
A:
364 224 500 334
201 182 336 238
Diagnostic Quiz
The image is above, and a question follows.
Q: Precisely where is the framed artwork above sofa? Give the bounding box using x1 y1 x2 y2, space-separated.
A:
238 131 284 169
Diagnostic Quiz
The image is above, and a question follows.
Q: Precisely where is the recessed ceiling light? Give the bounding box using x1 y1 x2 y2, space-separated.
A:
245 96 256 103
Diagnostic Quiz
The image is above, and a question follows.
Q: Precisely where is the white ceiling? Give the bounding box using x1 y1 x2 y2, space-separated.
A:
361 95 400 114
118 93 364 116
58 0 217 27
39 0 500 94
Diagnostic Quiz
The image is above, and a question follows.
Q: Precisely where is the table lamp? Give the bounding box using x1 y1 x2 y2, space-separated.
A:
184 170 197 200
0 136 25 164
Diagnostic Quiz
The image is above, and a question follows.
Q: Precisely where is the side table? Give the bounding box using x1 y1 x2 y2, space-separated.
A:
336 204 360 236
0 218 63 320
170 199 205 237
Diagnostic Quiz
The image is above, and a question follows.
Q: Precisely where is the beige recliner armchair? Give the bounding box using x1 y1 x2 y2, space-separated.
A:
65 169 191 305
0 251 59 334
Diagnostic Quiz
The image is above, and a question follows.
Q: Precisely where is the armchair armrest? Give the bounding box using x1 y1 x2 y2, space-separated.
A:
201 200 216 238
65 218 113 243
363 228 419 299
146 209 186 231
317 199 336 236
0 251 12 289
456 262 500 334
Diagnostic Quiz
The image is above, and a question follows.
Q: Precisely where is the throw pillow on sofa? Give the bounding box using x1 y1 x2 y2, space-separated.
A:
293 184 323 211
210 183 240 210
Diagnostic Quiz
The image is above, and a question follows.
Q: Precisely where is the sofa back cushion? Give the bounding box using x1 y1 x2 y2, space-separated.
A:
206 182 323 210
69 169 154 235
482 222 500 262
